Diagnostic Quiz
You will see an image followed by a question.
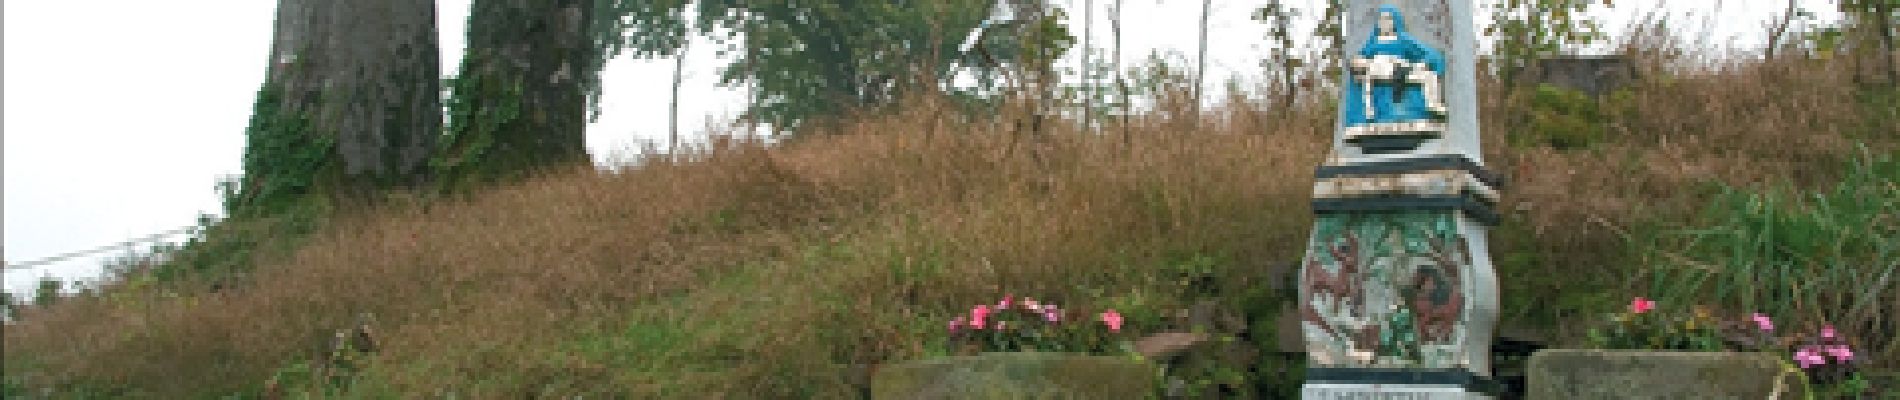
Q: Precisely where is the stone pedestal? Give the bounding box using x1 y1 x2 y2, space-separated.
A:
1298 1 1498 398
1302 368 1493 399
1305 385 1487 400
870 352 1154 400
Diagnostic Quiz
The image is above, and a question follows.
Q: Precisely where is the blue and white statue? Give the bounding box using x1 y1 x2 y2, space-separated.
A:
1342 6 1450 152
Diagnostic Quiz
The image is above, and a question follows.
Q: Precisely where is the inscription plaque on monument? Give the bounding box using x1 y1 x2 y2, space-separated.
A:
1306 387 1472 400
1298 1 1498 398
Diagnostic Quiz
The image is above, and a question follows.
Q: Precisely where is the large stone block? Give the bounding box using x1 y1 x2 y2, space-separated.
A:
1525 56 1635 98
1527 349 1792 399
871 352 1155 400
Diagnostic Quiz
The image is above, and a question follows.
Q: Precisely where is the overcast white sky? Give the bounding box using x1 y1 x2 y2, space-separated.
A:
2 1 1838 296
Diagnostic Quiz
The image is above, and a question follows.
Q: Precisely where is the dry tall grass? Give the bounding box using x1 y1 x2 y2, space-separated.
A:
3 96 1342 397
6 27 1896 398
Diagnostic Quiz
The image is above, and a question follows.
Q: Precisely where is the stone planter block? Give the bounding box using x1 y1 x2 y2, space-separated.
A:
871 352 1155 400
1527 349 1791 399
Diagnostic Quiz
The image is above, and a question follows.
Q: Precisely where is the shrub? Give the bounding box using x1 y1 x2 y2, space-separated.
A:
1512 84 1604 150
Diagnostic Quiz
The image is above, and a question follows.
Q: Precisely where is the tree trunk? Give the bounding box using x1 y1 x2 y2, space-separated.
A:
671 41 688 152
1880 2 1898 86
438 0 594 186
272 0 439 182
243 0 440 210
1114 0 1129 144
1084 0 1093 134
1766 0 1797 59
1195 0 1210 124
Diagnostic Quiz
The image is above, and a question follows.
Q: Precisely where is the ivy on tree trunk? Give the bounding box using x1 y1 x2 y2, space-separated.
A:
435 0 597 191
235 0 442 215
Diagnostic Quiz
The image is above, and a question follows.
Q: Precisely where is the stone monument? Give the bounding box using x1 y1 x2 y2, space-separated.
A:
1298 1 1500 398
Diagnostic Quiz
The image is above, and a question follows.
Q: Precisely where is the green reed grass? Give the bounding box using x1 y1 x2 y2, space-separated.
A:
1645 146 1898 364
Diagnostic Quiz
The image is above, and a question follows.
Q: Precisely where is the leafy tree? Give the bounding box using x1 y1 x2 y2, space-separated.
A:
597 1 696 144
32 278 62 307
1 291 20 322
1485 0 1613 85
233 0 443 215
434 0 604 190
1839 0 1899 85
609 0 1073 133
601 0 693 59
1254 0 1342 108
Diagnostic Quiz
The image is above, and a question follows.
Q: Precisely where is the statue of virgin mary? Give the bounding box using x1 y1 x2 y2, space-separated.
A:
1342 6 1449 150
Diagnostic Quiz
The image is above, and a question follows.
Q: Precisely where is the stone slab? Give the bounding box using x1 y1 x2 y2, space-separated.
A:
871 352 1155 400
1526 349 1792 400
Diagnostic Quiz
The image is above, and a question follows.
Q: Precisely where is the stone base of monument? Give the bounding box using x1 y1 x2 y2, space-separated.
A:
1526 349 1792 399
1304 385 1491 399
1302 367 1494 399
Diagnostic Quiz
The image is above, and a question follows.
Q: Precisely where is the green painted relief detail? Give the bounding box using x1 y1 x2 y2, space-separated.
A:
1300 211 1475 368
1381 309 1419 359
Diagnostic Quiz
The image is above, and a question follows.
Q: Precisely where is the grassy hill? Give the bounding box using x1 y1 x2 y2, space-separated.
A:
5 52 1896 398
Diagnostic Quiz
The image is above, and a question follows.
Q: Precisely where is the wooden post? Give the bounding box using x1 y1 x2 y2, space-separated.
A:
1298 1 1500 398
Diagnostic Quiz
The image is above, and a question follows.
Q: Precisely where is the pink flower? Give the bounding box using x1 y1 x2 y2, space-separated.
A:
1022 297 1040 310
999 295 1013 309
950 317 964 333
1794 348 1827 368
1807 351 1829 366
1100 309 1124 332
1043 310 1061 322
970 305 990 329
1750 313 1774 331
1629 297 1656 314
1820 325 1837 339
1825 345 1854 362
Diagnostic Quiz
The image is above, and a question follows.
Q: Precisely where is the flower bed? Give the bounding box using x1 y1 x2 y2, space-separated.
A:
873 295 1154 399
942 295 1129 355
1559 297 1877 398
